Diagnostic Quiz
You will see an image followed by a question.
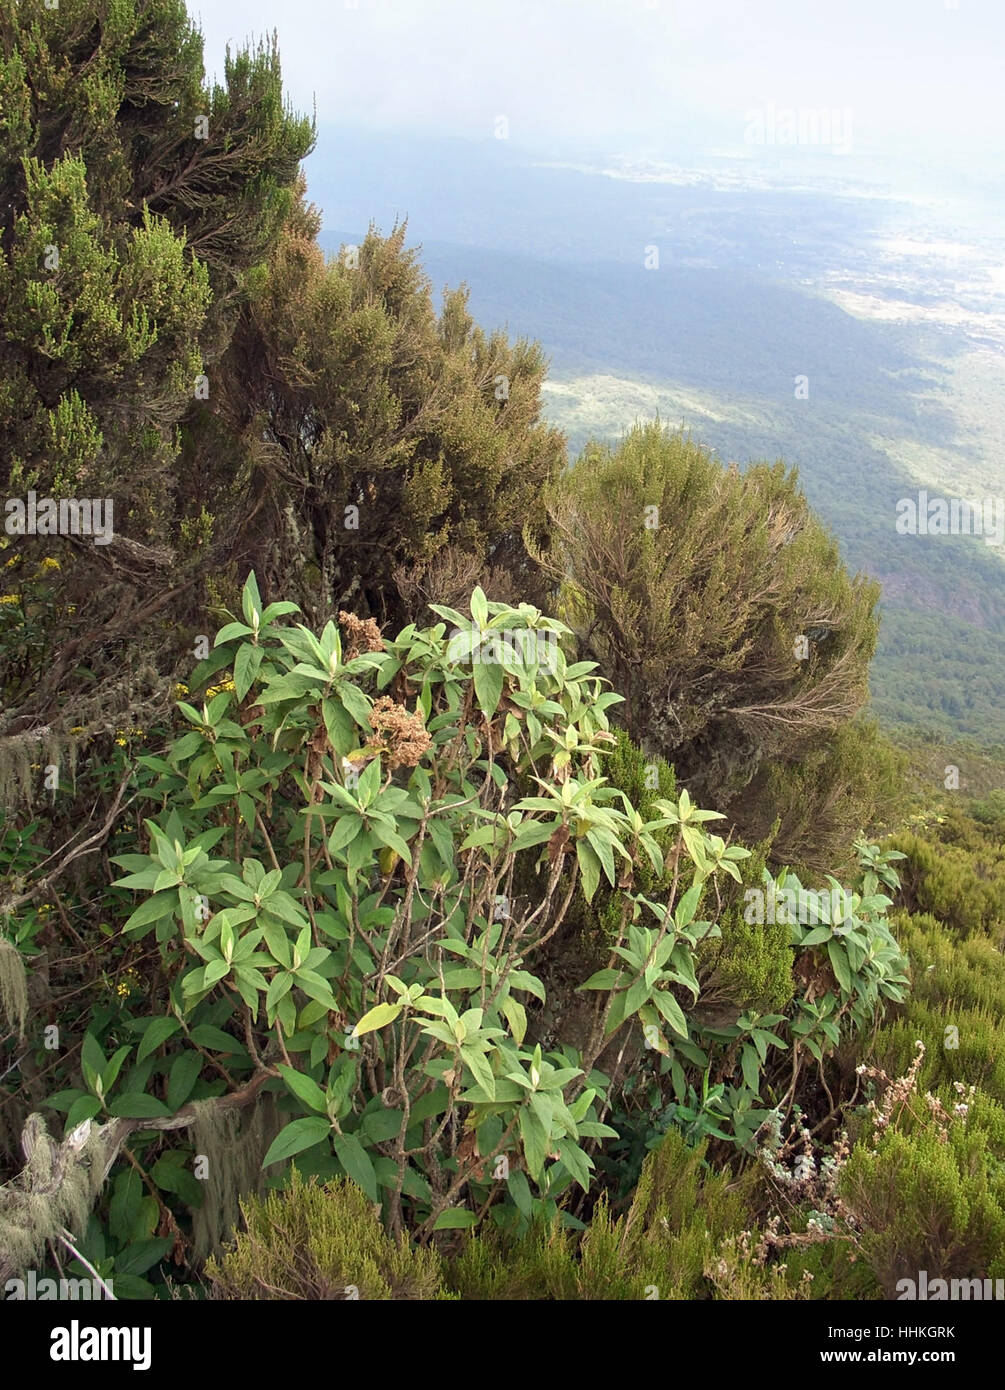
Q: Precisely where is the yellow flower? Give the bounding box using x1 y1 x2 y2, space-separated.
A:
115 969 141 1000
115 737 127 746
0 594 20 605
69 726 86 735
174 683 189 698
39 556 60 572
4 555 19 568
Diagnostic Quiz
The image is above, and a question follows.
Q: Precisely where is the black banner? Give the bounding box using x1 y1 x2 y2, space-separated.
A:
2 1296 995 1374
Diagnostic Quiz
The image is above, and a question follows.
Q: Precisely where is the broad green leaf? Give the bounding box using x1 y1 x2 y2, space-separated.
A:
278 1064 329 1116
332 1132 378 1203
204 958 230 986
470 587 489 629
337 682 373 730
501 996 527 1045
651 989 689 1038
262 1116 332 1167
828 940 853 994
109 1168 144 1244
519 1103 549 1183
188 1024 245 1054
361 1107 406 1143
352 1001 403 1037
65 1094 102 1131
674 880 703 930
576 839 601 903
233 643 265 701
473 656 504 717
241 571 263 626
624 976 650 1020
506 1167 534 1221
166 1051 204 1111
328 813 364 855
113 1237 174 1277
261 600 301 624
508 970 546 1002
214 621 254 645
123 891 178 935
459 1044 495 1100
557 1140 592 1193
433 1207 478 1230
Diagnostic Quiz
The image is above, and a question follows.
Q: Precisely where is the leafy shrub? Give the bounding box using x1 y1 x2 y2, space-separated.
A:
581 837 908 1174
5 574 775 1287
0 573 920 1293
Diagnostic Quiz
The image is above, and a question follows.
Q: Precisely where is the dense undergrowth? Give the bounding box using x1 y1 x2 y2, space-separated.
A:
2 576 1002 1300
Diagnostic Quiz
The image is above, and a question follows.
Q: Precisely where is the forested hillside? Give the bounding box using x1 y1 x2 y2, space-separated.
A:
314 132 1005 744
1 0 1003 1319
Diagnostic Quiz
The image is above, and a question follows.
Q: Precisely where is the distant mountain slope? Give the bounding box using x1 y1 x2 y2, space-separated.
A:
314 133 1004 742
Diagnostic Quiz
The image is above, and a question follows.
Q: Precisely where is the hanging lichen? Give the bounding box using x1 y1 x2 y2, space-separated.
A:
190 1095 281 1264
0 1113 116 1280
0 936 27 1040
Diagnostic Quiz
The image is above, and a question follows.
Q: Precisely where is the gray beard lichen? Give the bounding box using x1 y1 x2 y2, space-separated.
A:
0 1114 115 1280
190 1095 280 1264
0 937 27 1040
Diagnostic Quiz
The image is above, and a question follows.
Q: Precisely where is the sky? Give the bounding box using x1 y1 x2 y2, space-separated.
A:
189 0 1005 166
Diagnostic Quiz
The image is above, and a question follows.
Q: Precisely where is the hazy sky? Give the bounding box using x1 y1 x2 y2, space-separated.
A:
189 0 1005 163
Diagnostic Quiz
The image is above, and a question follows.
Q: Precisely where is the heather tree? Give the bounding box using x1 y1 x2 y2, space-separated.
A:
531 422 883 867
0 0 314 752
210 210 566 634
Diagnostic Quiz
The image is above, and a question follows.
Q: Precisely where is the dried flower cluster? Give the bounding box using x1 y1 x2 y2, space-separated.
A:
338 610 383 662
855 1039 973 1147
365 696 432 770
706 1230 816 1299
751 1110 858 1263
855 1037 927 1143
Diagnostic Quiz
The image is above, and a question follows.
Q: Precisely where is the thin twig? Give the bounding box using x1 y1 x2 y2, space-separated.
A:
58 1229 117 1300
